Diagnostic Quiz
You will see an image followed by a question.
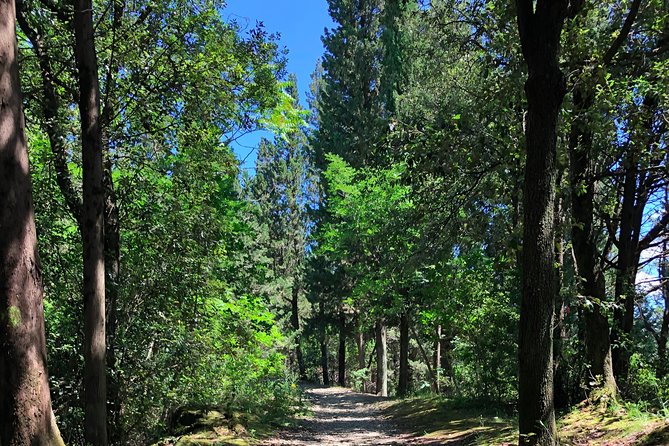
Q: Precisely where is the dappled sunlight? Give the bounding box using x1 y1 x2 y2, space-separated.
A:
260 387 412 445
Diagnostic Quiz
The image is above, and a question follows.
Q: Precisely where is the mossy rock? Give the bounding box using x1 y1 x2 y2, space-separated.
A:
170 406 229 435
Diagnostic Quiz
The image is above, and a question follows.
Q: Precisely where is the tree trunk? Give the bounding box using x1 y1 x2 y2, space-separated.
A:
568 86 617 398
338 312 346 387
0 3 65 442
291 284 306 380
657 240 669 379
435 325 442 393
356 324 366 392
611 152 641 384
319 301 330 385
101 1 124 438
104 154 121 440
375 320 387 397
74 0 108 443
516 1 574 443
610 92 661 384
398 312 409 396
553 192 569 409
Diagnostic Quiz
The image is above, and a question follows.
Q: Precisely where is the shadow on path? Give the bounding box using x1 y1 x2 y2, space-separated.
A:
259 387 445 446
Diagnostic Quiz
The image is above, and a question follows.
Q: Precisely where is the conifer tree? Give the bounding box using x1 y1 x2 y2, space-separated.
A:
250 75 314 379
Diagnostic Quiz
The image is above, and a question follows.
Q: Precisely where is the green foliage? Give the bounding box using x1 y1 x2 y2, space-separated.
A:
12 0 669 443
421 250 519 402
627 354 669 409
21 0 299 443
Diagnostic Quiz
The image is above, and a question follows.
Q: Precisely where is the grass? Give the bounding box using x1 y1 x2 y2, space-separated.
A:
558 402 669 446
381 396 516 445
382 396 669 445
151 392 310 446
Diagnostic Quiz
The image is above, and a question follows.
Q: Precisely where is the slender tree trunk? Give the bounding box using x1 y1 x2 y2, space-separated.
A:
338 312 346 387
0 3 65 442
516 1 575 443
435 325 442 393
375 319 387 397
104 154 121 440
74 0 108 443
291 284 306 380
569 87 617 398
320 336 330 386
611 153 641 384
398 312 410 396
101 2 124 439
356 324 366 392
553 192 569 409
319 301 330 385
658 240 669 379
440 332 455 393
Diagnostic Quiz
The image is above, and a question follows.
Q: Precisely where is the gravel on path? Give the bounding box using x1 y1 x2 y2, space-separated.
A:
259 386 418 446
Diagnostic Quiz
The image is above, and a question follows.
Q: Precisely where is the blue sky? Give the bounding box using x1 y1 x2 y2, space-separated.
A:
223 0 334 170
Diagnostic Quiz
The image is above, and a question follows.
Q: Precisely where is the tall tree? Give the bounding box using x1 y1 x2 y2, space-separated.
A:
0 1 64 442
316 0 385 168
515 0 580 444
564 0 655 396
251 76 313 379
74 0 108 443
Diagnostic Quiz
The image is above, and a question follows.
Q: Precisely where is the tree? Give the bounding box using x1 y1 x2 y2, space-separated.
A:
515 0 580 444
316 0 385 168
376 320 388 396
250 76 314 380
18 0 288 439
74 0 108 442
0 0 65 442
563 0 669 396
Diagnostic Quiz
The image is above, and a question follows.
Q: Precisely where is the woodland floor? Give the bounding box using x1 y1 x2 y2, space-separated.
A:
163 386 669 445
258 387 669 446
258 386 423 445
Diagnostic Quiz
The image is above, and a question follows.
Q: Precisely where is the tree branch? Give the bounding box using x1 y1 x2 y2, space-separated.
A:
17 4 83 226
636 302 660 343
638 212 669 253
602 0 643 65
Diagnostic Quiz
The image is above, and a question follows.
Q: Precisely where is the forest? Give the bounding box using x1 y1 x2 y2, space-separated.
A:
0 0 668 445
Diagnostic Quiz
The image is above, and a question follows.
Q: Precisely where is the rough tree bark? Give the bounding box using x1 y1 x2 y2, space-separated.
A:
515 0 577 444
74 0 108 443
0 2 65 442
375 319 388 397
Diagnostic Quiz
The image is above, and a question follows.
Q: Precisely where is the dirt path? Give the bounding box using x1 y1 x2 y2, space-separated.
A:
259 387 417 445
